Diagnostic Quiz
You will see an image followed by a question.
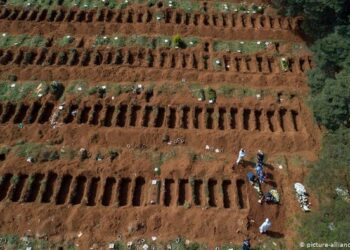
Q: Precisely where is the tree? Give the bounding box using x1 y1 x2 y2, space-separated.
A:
272 0 350 39
311 26 350 76
310 70 350 130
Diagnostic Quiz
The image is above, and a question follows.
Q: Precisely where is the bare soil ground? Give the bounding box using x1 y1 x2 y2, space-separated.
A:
0 1 320 249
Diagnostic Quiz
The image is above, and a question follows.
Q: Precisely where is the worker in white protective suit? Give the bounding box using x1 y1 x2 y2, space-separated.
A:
236 148 246 165
259 218 272 234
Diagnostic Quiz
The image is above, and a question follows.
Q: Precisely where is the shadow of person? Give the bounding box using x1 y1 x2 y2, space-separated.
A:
266 231 284 238
265 180 277 188
265 172 274 180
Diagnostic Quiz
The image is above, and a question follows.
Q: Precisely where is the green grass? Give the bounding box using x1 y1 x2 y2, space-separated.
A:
94 34 201 49
63 80 88 100
214 2 265 14
0 80 296 104
160 0 202 13
206 87 217 102
6 0 112 9
291 43 309 53
0 34 47 48
217 85 268 99
0 82 49 101
13 142 79 162
56 35 75 47
0 146 10 155
189 84 205 101
0 234 75 250
5 0 263 14
213 40 273 53
156 83 184 95
212 58 224 70
169 238 207 250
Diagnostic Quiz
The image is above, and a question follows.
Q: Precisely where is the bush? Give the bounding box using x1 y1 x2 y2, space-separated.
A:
273 1 350 247
272 0 350 39
280 57 290 71
95 152 104 161
97 86 106 98
58 35 74 46
172 34 185 48
238 3 247 11
109 149 118 161
49 81 64 99
251 4 264 14
206 88 216 102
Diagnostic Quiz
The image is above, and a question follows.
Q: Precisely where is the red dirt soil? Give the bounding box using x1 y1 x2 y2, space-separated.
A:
0 1 320 249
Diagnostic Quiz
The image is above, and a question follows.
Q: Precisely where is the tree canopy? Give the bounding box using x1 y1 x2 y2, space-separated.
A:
273 0 350 246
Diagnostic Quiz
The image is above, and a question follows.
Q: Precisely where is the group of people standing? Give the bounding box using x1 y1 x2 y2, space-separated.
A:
235 149 274 250
236 149 265 183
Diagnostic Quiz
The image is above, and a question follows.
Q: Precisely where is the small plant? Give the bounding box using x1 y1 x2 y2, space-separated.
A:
0 146 10 156
11 175 19 185
280 57 290 72
95 152 104 161
251 4 264 14
60 148 76 160
48 151 60 161
162 133 170 142
206 88 217 103
27 175 35 187
218 85 235 98
58 35 75 46
154 166 161 175
155 11 165 21
183 200 191 209
188 152 198 163
238 3 248 11
97 86 107 98
38 149 59 162
213 58 223 70
112 84 122 96
172 34 185 48
49 81 64 99
147 0 157 7
109 149 118 161
88 86 98 95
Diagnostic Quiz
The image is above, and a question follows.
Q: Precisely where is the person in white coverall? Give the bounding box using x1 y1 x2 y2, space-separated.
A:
236 148 246 165
259 218 272 233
